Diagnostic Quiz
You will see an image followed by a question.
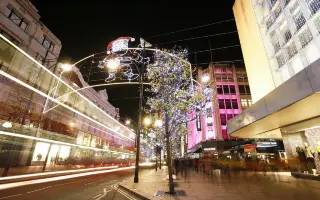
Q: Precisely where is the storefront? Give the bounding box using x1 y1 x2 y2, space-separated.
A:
31 142 71 166
281 126 320 174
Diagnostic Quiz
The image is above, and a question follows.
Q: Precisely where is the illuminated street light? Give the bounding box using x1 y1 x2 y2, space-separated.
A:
125 120 131 125
106 58 120 70
201 74 210 83
154 120 163 127
143 117 151 126
61 63 72 72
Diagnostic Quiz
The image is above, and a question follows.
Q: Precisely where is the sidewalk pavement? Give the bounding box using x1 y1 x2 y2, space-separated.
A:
119 166 320 200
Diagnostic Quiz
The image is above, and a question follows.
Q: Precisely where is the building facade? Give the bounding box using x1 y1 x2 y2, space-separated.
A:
0 1 134 176
187 64 252 150
233 0 320 103
230 0 320 174
0 0 61 68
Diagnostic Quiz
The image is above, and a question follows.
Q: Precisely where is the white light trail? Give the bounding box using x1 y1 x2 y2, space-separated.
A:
0 165 118 181
0 70 134 142
0 166 134 190
0 130 134 156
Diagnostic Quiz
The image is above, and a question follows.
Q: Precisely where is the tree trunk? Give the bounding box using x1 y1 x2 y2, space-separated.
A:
165 114 174 194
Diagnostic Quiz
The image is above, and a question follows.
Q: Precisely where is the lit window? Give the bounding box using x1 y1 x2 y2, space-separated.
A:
241 99 248 108
248 99 253 107
20 21 28 31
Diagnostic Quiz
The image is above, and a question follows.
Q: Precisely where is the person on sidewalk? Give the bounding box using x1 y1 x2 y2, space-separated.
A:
174 159 180 176
194 159 199 172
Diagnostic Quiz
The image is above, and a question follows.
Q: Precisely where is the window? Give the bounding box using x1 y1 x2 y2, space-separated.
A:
42 37 52 49
229 85 236 94
9 12 21 26
219 99 225 109
276 54 286 67
220 114 226 125
223 85 229 94
306 0 320 15
314 15 320 34
248 99 253 107
287 42 298 59
241 99 248 108
225 99 232 109
299 28 313 48
221 74 228 82
217 85 223 94
3 6 12 17
4 6 28 31
239 85 246 94
231 99 238 109
215 74 221 82
283 29 292 43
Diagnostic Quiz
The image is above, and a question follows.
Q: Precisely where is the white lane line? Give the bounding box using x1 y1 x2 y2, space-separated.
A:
91 193 102 199
0 166 134 190
0 194 23 199
93 188 112 200
27 186 52 193
116 188 136 200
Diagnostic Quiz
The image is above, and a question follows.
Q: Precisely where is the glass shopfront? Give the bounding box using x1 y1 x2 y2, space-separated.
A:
282 127 320 175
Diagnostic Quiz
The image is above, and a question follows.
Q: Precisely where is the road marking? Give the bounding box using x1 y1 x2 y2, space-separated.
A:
92 188 112 200
0 167 134 190
91 193 102 199
0 194 23 199
27 186 52 193
112 185 136 200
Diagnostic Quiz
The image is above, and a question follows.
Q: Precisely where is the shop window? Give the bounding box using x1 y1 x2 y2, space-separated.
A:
220 114 226 125
217 85 223 94
248 99 253 106
241 99 248 108
229 85 236 94
225 99 232 109
223 85 229 94
232 99 238 109
219 99 225 109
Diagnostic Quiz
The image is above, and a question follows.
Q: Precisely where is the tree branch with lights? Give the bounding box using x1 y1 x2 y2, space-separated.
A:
146 47 211 194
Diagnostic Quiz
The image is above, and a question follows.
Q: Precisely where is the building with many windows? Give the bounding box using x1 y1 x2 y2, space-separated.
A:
187 64 252 150
230 0 320 173
0 0 61 67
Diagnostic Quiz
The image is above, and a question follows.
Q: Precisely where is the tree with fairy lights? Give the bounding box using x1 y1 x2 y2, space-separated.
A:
146 47 209 194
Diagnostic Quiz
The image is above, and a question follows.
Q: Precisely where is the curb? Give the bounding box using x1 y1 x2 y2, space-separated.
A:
291 172 320 181
118 184 152 200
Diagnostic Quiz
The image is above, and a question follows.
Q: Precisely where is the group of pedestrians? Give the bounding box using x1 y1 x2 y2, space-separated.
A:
173 159 189 177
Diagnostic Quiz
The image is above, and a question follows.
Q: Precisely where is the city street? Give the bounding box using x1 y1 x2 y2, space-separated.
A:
0 168 142 200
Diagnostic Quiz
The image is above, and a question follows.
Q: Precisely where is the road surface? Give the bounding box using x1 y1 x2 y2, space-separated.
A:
0 168 142 200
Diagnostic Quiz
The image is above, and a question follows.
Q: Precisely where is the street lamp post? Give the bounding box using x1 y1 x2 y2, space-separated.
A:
134 43 145 183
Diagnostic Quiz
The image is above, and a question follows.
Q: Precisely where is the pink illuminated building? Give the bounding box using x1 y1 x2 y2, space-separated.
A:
187 64 252 150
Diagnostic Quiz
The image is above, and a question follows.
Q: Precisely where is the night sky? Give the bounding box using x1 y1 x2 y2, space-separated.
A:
30 0 243 122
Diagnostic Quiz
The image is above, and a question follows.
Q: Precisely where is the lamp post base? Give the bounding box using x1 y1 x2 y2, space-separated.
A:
134 176 139 183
